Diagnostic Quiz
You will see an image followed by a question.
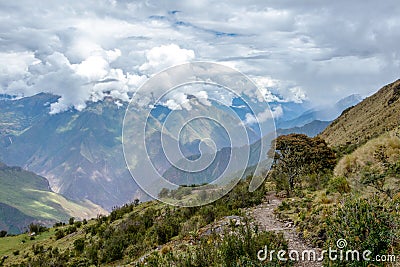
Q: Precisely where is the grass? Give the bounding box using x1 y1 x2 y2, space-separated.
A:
335 127 400 194
0 200 162 265
321 79 400 147
0 163 107 233
0 229 55 258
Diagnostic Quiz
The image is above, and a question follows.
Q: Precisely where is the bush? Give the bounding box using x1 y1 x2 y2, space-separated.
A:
73 238 85 253
28 223 48 234
325 196 397 266
101 236 125 263
65 225 77 235
140 218 290 266
0 230 7 237
55 229 65 240
327 176 351 194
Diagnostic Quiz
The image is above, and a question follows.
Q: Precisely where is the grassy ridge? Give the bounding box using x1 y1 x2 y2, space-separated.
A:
321 79 400 148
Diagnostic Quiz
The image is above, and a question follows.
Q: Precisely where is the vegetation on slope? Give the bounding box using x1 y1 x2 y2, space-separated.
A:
0 162 106 234
0 178 273 266
321 79 400 149
1 90 400 265
273 129 400 266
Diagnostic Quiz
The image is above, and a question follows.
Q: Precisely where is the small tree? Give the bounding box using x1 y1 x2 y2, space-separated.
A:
0 230 7 237
271 134 336 192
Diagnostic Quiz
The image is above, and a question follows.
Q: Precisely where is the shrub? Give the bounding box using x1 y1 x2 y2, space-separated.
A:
325 196 397 266
28 223 48 234
0 230 7 237
327 176 351 194
73 238 85 253
55 229 65 240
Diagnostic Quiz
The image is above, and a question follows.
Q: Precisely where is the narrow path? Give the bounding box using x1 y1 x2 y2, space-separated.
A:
249 195 323 267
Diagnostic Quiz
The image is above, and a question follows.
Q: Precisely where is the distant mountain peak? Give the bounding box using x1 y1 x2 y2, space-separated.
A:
335 94 363 110
321 79 400 147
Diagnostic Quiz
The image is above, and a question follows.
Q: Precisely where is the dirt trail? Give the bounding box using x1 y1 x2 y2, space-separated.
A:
250 195 323 267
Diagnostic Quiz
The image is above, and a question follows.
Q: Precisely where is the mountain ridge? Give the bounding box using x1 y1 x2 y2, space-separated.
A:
320 79 400 147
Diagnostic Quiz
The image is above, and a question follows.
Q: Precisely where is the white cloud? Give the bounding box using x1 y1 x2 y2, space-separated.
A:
244 105 283 125
139 44 195 74
1 0 400 112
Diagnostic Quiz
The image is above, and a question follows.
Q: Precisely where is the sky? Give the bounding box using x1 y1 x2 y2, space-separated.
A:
1 0 400 114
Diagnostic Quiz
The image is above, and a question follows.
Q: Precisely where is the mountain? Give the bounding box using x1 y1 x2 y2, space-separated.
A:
0 162 105 234
276 120 331 137
0 94 142 210
277 94 363 129
321 79 400 147
161 132 274 187
0 93 264 209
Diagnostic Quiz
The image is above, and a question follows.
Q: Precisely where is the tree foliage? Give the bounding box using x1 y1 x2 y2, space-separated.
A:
270 134 336 192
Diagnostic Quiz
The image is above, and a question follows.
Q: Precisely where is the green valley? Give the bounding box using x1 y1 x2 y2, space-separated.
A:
0 162 106 234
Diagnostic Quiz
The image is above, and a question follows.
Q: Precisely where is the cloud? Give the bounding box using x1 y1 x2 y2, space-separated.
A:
244 105 283 125
0 0 400 112
160 84 212 111
139 44 195 74
3 48 147 114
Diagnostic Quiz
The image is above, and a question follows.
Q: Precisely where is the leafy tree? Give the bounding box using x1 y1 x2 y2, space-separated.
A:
28 223 47 234
270 134 336 192
0 230 7 237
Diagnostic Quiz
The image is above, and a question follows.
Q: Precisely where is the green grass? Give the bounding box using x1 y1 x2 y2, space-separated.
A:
0 163 106 233
0 229 55 256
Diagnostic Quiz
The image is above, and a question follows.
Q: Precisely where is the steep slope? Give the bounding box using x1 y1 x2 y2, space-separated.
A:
0 94 263 209
0 162 106 234
0 96 141 209
0 203 35 235
334 127 400 195
321 79 400 147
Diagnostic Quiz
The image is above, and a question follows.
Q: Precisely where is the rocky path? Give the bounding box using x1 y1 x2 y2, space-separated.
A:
249 195 323 267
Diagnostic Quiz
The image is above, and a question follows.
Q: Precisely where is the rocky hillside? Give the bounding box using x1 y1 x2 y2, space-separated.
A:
321 79 400 147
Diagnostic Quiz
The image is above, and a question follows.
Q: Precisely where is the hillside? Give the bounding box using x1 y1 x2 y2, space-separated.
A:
0 95 141 210
334 127 400 196
321 79 400 147
0 162 106 234
0 94 261 209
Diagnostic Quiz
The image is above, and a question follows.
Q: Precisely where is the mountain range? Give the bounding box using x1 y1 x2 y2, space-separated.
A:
0 90 363 216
